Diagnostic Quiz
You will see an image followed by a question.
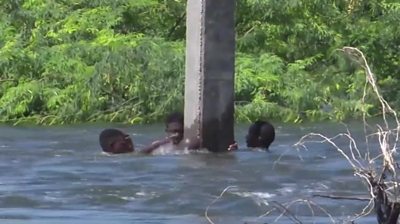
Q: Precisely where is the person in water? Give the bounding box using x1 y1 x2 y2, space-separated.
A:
99 128 134 154
245 120 275 150
164 111 185 145
99 112 235 155
159 111 240 152
142 112 191 154
99 128 176 155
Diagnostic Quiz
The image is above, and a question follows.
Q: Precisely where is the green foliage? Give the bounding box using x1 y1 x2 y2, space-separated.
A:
234 0 399 122
0 0 399 125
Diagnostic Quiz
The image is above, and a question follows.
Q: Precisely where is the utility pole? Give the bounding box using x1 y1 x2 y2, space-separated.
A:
184 0 235 152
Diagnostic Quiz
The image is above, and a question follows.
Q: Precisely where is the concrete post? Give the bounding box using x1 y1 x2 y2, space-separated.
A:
184 0 235 152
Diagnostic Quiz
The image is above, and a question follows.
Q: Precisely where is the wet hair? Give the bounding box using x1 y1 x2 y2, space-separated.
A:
99 128 125 152
165 112 184 126
249 120 275 149
259 121 275 149
248 120 266 136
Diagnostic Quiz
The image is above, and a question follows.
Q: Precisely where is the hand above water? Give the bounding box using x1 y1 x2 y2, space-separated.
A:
228 141 238 151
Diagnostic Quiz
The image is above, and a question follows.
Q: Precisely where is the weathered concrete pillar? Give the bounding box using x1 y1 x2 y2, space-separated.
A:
184 0 235 152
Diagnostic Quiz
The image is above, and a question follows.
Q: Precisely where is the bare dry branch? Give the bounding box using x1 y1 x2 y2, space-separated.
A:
312 194 370 201
206 47 400 224
205 186 238 224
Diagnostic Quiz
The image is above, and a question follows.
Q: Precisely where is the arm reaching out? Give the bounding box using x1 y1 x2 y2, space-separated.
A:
140 133 180 154
140 137 171 154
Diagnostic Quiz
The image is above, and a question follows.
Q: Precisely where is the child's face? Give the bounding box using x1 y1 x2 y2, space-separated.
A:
111 134 134 154
165 122 184 145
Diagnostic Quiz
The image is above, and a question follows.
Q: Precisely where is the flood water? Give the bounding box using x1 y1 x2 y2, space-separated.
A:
0 121 385 224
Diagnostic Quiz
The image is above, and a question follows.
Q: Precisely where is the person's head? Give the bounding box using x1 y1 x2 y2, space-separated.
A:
99 128 134 154
165 112 184 145
246 120 275 149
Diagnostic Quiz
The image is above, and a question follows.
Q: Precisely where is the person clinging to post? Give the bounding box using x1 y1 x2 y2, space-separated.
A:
98 112 189 155
142 112 190 154
165 112 185 146
151 112 235 152
161 112 237 151
245 120 275 150
98 112 237 155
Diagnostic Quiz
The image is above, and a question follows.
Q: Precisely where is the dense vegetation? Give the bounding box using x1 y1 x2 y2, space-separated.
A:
0 0 399 125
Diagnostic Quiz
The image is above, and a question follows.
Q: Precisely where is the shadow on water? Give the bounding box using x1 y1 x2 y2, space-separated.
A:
0 121 383 223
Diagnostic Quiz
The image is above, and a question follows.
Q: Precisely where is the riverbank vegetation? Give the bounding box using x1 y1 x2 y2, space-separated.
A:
1 0 399 125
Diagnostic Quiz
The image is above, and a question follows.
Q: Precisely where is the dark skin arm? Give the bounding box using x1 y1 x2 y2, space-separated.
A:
141 134 237 154
140 137 171 154
139 133 181 154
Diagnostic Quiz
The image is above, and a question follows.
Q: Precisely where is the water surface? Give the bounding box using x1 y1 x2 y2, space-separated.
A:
0 121 383 223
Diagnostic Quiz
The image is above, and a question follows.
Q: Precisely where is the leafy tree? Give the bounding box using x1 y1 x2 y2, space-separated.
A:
0 0 399 124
